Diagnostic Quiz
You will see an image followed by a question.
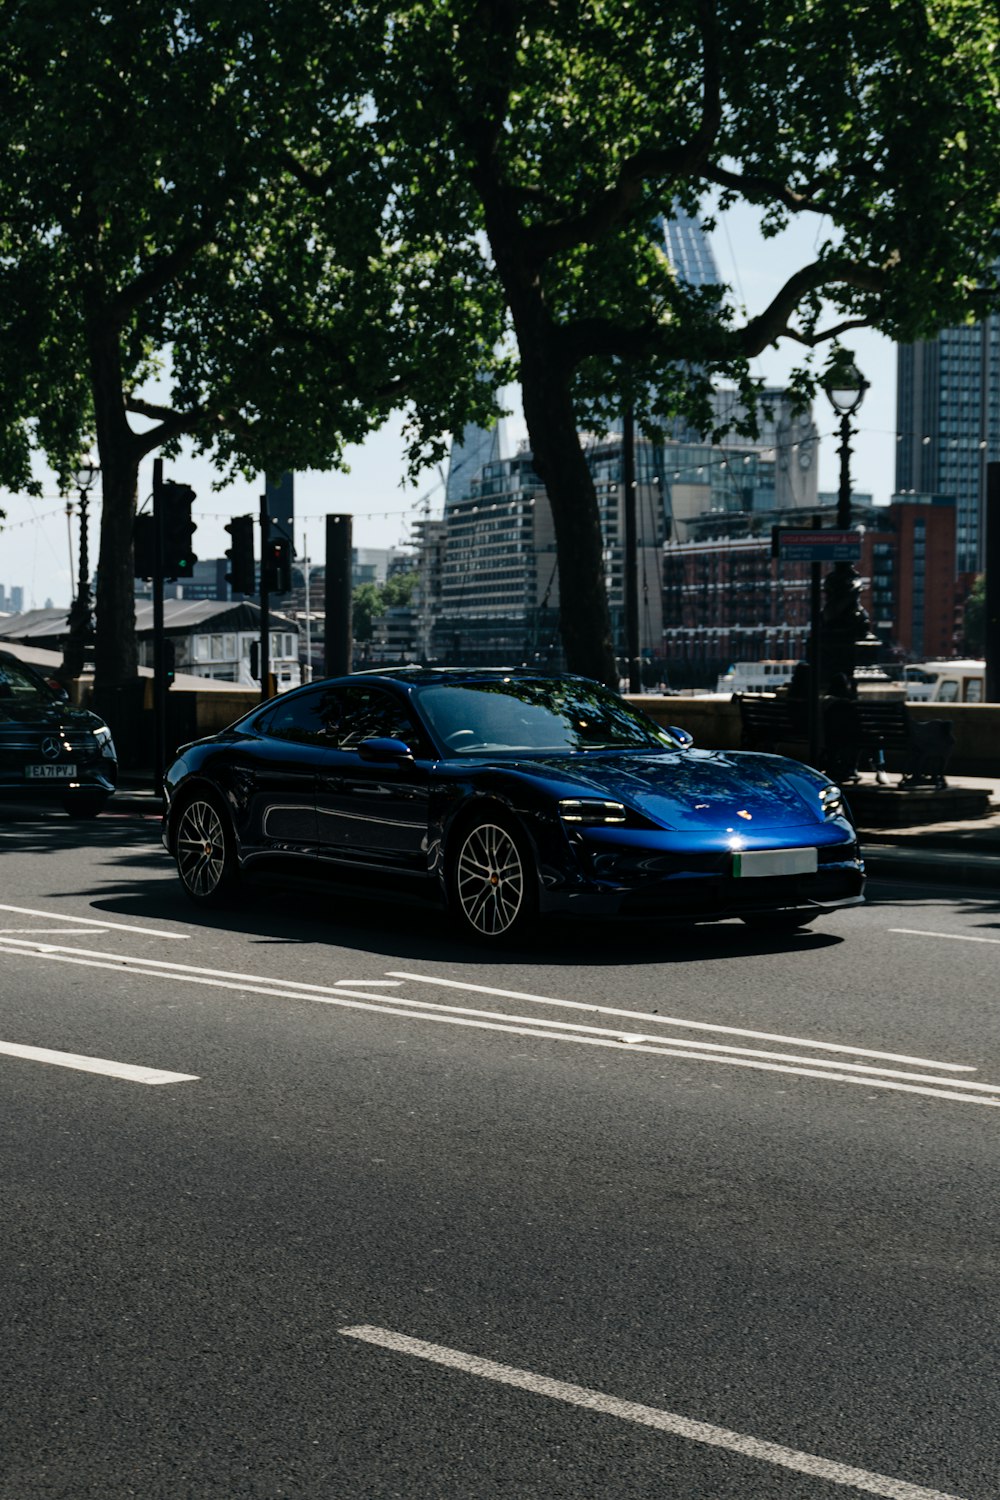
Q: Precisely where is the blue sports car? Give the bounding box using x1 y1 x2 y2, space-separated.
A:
162 667 864 941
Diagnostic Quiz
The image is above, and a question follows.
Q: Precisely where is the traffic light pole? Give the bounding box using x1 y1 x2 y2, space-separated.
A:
152 459 167 796
259 491 271 701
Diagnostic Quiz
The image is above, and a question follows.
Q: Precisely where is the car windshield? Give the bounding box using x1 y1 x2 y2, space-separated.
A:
0 657 52 712
415 679 681 755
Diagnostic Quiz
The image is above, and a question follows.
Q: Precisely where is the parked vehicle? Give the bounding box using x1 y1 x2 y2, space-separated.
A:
162 667 863 941
715 660 801 695
902 660 985 704
0 651 117 817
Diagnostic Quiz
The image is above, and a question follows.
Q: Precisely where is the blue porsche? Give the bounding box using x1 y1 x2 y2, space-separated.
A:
162 667 864 941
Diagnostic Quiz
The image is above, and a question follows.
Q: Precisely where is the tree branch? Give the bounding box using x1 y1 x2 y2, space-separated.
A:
521 0 722 263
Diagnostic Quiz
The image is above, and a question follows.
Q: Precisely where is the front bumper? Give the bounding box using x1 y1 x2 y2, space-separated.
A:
538 823 865 923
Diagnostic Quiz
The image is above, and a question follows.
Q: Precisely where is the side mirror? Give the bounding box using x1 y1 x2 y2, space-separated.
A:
357 736 414 764
667 725 694 749
46 679 70 701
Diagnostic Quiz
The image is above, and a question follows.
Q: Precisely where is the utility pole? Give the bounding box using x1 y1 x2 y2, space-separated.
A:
259 491 271 701
325 514 353 676
986 464 1000 702
623 408 641 693
152 459 166 794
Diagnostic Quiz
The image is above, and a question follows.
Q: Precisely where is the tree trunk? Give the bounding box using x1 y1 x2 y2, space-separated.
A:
87 316 140 690
518 351 618 686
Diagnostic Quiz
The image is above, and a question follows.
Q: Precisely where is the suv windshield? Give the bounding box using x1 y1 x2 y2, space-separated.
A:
415 679 680 755
0 657 53 710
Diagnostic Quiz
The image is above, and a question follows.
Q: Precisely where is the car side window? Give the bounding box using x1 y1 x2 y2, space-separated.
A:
264 687 348 745
262 685 424 752
333 687 424 752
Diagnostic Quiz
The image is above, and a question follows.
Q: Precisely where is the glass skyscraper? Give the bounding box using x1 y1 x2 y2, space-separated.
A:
896 316 1000 574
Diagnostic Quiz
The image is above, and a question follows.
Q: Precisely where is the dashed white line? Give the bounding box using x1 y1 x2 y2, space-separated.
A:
891 928 1000 946
339 1326 967 1500
0 1040 197 1085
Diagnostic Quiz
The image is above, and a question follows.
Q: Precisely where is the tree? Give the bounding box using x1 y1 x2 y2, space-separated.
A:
0 1 507 693
376 0 1000 684
352 583 386 644
962 574 985 655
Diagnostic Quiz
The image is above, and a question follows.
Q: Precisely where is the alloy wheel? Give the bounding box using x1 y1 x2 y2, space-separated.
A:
176 797 230 900
455 819 527 937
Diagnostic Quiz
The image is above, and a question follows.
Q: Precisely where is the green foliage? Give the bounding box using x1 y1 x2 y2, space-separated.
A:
0 0 509 681
352 583 386 643
352 571 418 640
962 573 985 654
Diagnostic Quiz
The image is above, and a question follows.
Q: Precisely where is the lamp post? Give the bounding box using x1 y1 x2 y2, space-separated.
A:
62 457 100 679
820 355 872 686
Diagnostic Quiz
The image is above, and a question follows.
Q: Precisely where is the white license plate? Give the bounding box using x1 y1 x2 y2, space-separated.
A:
25 764 77 780
733 847 818 878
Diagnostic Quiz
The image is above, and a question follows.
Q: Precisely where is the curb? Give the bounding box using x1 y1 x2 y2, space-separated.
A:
862 843 1000 888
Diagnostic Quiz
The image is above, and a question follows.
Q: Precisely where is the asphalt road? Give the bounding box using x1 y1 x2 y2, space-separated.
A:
1 805 998 1499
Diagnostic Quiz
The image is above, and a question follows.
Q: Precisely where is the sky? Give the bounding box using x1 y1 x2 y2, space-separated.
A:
0 200 897 612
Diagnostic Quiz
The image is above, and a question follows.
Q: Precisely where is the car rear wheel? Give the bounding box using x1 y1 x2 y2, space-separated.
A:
174 793 238 905
448 811 537 943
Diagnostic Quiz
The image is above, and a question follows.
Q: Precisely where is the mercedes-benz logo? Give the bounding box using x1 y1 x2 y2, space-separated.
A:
40 735 61 760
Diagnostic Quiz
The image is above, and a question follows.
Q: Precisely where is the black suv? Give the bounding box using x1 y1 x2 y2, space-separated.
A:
0 651 117 817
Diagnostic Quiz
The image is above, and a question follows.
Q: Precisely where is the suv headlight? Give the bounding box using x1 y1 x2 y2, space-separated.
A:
558 798 627 826
94 724 116 758
820 784 843 819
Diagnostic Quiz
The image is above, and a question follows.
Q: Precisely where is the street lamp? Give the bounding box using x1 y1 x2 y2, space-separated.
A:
822 353 870 530
819 353 874 688
62 457 100 679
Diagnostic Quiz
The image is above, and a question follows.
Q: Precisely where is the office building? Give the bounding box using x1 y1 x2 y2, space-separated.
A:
896 315 1000 573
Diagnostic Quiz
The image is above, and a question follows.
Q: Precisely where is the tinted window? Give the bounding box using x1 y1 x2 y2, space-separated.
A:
0 657 52 707
415 679 680 754
264 685 422 751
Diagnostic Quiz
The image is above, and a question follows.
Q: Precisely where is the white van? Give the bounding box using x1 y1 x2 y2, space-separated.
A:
902 660 986 704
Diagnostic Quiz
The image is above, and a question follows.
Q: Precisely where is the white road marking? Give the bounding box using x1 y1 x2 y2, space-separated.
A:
0 903 188 939
0 928 111 936
891 928 1000 946
0 938 996 1108
335 979 404 987
339 1326 967 1500
0 1039 196 1085
387 971 975 1073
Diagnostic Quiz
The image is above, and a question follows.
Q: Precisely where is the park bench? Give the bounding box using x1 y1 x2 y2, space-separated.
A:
736 693 954 787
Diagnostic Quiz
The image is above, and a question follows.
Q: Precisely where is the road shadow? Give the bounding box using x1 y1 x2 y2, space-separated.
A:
7 804 856 966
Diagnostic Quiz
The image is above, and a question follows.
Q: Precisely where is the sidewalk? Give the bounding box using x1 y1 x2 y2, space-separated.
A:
848 772 1000 888
113 771 1000 891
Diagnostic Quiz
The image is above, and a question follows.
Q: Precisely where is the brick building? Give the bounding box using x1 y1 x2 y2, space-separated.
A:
660 495 959 687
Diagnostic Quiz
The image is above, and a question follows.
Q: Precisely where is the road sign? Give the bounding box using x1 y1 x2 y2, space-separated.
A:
774 529 862 562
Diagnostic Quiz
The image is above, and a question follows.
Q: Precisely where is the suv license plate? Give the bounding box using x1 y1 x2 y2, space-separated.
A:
733 847 817 878
26 764 77 779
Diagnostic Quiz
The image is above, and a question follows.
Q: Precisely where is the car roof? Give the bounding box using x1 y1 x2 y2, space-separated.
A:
343 666 593 690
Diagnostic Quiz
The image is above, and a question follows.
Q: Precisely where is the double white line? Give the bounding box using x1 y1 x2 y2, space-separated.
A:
0 935 995 1108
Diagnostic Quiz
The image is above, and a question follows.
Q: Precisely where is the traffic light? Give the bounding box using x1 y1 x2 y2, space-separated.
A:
263 536 292 594
163 639 176 688
133 513 155 579
224 515 256 595
161 481 197 578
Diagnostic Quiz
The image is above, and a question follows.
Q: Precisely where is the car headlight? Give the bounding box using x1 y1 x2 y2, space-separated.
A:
820 784 843 819
558 798 628 826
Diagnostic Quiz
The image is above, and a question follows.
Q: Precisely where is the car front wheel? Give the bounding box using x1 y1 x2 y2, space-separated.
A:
174 793 238 905
448 811 537 943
